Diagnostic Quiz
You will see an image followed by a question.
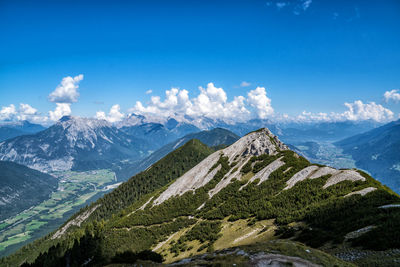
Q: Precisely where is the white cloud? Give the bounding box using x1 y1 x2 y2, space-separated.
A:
341 100 393 122
48 74 84 103
247 87 274 119
49 103 72 121
0 103 49 124
145 89 153 94
240 81 251 87
294 111 331 122
292 100 394 123
19 103 37 115
129 82 273 124
17 103 39 121
0 104 17 121
384 89 400 103
96 104 124 123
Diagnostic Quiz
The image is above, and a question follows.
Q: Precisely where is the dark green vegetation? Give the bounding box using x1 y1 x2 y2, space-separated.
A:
0 161 57 220
335 119 400 192
170 221 222 256
3 129 400 266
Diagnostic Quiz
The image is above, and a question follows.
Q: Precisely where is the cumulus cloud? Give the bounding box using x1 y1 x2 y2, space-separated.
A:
129 82 273 124
0 103 49 124
247 87 274 119
292 100 394 123
48 74 84 103
384 89 400 103
0 104 17 121
96 104 125 123
145 89 153 94
240 81 251 87
17 104 39 121
341 100 393 121
49 103 72 121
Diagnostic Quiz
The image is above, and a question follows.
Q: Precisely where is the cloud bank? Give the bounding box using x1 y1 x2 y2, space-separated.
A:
0 78 397 125
294 100 394 123
125 83 273 124
0 103 47 124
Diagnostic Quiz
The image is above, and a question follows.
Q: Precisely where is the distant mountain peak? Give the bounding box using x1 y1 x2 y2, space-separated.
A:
56 116 111 130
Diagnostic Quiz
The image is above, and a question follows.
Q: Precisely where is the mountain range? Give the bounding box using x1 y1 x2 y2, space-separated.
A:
0 116 154 172
0 116 205 174
335 119 400 192
4 128 400 266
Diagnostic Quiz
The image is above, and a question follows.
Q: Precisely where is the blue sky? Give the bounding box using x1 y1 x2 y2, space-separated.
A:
0 0 399 124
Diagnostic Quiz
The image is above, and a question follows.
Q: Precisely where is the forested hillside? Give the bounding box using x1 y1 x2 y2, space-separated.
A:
3 129 400 266
0 161 57 220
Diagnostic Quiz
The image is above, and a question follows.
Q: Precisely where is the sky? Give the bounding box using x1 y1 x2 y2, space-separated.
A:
0 0 400 125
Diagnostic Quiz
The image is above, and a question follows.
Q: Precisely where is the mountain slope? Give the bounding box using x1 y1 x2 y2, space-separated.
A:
0 161 57 220
113 128 240 180
4 128 400 266
0 116 152 172
0 121 46 142
335 119 400 192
